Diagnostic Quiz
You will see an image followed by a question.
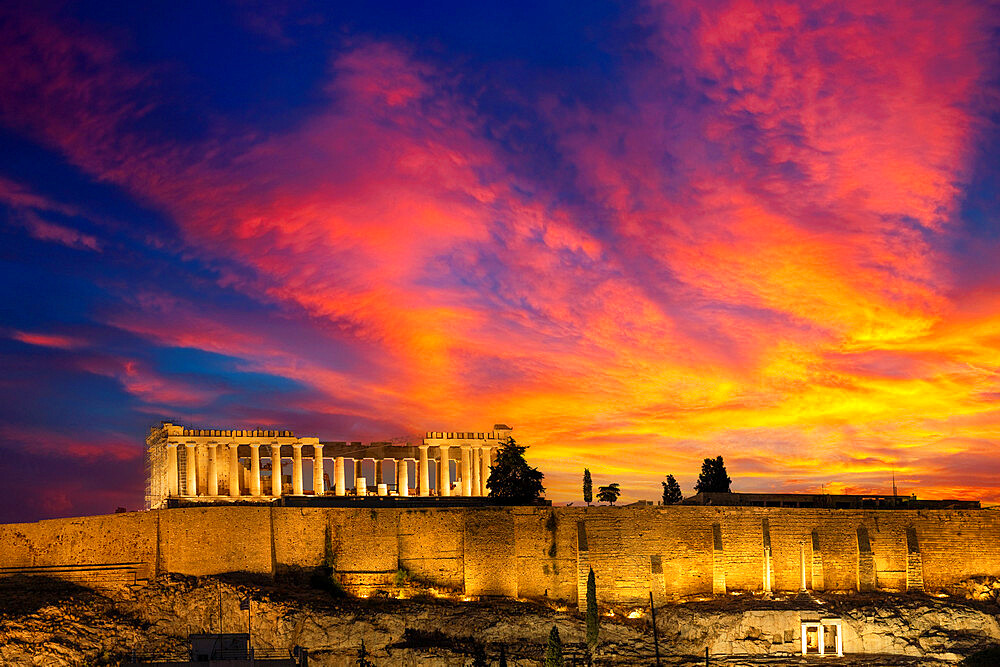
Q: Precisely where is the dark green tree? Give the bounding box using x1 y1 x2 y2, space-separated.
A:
694 456 732 493
486 437 545 501
586 567 599 647
498 645 508 667
661 474 683 504
596 483 621 505
583 468 593 505
356 639 375 667
545 625 564 667
471 643 488 667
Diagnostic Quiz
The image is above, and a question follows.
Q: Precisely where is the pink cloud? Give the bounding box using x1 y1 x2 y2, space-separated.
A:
0 175 78 215
18 210 101 251
74 354 222 408
0 425 140 462
10 330 84 350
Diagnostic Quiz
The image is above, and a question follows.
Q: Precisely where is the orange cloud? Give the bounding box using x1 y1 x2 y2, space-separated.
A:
0 2 998 508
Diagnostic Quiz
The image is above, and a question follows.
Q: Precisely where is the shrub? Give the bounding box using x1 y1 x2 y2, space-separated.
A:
962 645 1000 666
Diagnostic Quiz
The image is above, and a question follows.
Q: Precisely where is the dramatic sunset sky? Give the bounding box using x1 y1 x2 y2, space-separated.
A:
1 1 998 521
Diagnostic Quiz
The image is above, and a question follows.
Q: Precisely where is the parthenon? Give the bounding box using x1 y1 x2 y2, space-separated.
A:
144 422 511 509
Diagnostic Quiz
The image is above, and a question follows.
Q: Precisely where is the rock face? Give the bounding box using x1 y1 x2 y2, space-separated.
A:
655 595 1000 662
1 576 999 666
948 576 1000 603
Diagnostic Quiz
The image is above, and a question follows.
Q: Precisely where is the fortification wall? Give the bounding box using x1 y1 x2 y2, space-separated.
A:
0 511 157 584
397 508 465 590
514 508 577 601
3 506 1000 605
272 507 327 574
159 507 273 576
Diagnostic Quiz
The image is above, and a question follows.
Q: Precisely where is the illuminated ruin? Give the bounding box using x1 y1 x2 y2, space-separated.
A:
145 422 511 509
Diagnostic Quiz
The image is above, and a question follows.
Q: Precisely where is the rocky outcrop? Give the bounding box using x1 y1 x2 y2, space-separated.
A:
655 595 1000 662
948 577 1000 603
1 576 999 665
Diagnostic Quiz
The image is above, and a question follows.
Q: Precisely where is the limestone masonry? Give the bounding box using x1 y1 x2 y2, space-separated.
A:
3 504 1000 608
2 422 999 612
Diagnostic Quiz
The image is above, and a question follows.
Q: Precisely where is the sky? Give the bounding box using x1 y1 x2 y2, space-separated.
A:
1 0 999 522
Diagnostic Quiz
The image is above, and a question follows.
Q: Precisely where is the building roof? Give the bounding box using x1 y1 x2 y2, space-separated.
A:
682 491 980 510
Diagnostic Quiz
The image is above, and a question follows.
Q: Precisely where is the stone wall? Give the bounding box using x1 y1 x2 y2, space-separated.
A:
2 506 1000 606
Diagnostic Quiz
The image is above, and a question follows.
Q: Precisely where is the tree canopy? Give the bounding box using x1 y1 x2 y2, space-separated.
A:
661 474 683 504
596 483 621 505
486 437 545 501
583 468 593 505
694 456 732 493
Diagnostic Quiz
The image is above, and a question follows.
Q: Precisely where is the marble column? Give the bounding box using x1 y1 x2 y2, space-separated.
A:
471 445 481 497
229 443 241 498
249 444 262 496
418 445 430 496
271 444 282 497
207 443 218 496
355 458 367 495
460 446 472 496
166 443 179 497
377 459 388 496
438 445 451 496
480 446 491 496
292 444 304 495
313 443 325 495
397 458 409 496
184 443 198 496
334 456 346 496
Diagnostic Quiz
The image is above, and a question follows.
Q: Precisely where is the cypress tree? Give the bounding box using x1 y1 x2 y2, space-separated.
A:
583 468 593 505
545 625 564 667
661 475 682 505
356 639 374 667
498 645 508 667
586 567 599 647
471 643 488 667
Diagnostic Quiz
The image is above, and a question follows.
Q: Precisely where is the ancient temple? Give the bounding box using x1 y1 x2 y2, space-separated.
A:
144 422 510 509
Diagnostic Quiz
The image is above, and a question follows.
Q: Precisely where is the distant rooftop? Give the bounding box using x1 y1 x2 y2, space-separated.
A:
682 491 980 510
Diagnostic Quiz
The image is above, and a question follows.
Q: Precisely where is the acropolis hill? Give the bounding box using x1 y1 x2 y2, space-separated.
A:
4 423 1000 662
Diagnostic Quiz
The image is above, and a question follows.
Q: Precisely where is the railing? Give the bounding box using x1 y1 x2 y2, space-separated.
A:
0 562 148 586
126 647 295 662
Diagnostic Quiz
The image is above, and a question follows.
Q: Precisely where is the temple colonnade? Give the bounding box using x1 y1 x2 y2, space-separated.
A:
151 424 507 506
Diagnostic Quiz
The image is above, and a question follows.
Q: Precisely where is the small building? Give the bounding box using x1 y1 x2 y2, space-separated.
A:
801 618 844 657
683 491 980 510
